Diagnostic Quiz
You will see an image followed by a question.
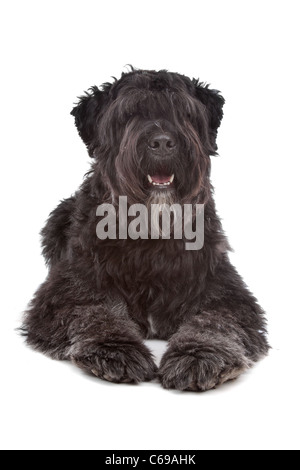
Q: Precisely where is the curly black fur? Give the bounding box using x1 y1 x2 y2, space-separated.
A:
22 68 269 391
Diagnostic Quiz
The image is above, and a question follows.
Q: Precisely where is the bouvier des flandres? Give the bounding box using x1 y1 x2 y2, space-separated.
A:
22 68 269 391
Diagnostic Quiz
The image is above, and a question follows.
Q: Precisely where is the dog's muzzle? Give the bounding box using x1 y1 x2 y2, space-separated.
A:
146 132 177 189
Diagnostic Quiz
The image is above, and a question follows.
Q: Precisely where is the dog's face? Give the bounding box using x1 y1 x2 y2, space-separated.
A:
71 69 225 205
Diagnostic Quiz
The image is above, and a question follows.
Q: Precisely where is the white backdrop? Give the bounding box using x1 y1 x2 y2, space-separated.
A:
1 0 299 450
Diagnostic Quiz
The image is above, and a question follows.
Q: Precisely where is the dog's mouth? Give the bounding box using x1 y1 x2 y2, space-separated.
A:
147 173 175 189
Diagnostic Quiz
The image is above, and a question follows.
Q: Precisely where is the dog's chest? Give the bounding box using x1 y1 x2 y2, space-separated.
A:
114 252 201 338
100 240 204 337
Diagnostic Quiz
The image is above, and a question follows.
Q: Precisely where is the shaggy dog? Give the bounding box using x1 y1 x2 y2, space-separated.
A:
22 68 269 391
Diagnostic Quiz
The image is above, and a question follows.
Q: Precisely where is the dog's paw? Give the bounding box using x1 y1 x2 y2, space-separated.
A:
159 344 251 392
71 342 157 384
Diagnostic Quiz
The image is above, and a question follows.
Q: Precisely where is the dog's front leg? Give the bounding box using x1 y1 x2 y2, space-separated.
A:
68 303 158 383
159 258 269 392
159 316 254 391
23 269 157 384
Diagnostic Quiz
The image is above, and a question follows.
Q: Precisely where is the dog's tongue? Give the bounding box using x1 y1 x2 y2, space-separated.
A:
151 174 172 184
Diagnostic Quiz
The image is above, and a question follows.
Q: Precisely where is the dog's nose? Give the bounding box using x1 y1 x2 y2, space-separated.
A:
148 134 177 155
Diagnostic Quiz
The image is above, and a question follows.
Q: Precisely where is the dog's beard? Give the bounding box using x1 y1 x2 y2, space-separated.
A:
146 188 177 209
145 189 180 239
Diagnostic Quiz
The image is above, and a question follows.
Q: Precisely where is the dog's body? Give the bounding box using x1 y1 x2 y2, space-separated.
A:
23 69 269 391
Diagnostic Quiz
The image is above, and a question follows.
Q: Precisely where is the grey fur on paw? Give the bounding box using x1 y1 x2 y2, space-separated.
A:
159 345 252 392
71 343 157 384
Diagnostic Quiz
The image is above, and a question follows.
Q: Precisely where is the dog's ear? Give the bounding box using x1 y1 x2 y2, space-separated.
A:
193 80 225 147
71 85 110 156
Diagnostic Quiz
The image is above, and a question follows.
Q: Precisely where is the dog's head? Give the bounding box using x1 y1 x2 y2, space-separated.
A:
71 68 225 205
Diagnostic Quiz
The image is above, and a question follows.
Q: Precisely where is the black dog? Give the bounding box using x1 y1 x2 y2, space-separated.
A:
22 68 269 391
